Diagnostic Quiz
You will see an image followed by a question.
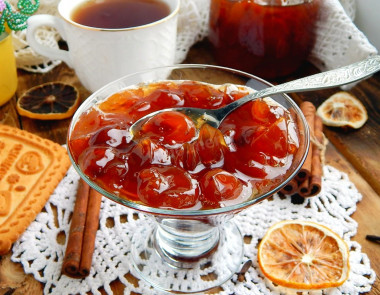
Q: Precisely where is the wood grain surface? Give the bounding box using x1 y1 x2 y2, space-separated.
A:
0 40 379 294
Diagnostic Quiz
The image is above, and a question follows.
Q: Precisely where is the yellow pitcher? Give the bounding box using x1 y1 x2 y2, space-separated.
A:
0 32 18 106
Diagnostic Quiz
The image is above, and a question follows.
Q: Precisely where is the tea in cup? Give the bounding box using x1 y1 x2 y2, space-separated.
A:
27 0 180 92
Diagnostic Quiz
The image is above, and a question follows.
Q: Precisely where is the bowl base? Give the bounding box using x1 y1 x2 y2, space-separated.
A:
131 220 244 293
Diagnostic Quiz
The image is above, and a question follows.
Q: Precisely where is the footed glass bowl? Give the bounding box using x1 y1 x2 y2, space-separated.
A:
67 64 309 293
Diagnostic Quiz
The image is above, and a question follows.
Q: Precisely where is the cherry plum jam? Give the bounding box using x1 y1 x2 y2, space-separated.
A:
69 81 300 210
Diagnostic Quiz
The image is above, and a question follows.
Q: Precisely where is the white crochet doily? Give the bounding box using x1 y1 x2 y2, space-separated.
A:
11 165 376 295
11 0 377 74
308 0 378 72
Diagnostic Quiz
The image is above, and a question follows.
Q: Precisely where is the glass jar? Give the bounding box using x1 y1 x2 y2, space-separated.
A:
209 0 320 79
0 32 18 106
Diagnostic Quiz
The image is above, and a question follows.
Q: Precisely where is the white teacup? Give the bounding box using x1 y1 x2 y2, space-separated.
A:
27 0 180 92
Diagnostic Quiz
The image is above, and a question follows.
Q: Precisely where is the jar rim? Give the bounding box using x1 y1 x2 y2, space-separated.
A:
254 0 314 6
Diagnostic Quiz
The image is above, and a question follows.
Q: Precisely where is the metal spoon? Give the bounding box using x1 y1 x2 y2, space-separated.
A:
130 55 380 134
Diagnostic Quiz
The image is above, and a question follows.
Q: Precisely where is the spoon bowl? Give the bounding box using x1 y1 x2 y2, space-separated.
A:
130 55 380 137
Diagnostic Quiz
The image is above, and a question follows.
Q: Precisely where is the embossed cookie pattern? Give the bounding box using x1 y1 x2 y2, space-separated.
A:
0 141 50 221
16 151 44 175
0 124 71 254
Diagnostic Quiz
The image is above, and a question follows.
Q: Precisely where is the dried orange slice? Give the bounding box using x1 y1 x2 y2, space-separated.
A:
17 82 80 120
316 91 367 128
258 220 350 290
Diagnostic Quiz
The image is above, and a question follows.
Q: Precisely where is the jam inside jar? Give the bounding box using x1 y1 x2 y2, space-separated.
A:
208 0 320 79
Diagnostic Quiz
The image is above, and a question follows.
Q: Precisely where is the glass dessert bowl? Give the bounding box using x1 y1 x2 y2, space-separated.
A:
67 64 309 293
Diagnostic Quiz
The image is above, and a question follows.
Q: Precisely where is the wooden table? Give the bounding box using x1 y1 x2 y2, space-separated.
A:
1 40 379 294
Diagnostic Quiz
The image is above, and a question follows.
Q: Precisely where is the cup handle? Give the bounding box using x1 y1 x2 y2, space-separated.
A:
26 15 73 68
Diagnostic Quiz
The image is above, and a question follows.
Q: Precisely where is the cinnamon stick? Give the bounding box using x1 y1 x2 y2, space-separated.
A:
79 188 102 276
296 102 316 182
62 178 90 278
298 177 310 197
62 178 102 278
308 115 324 197
280 178 299 195
285 102 325 198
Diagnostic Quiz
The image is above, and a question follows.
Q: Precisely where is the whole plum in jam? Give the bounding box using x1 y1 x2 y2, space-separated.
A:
69 81 299 210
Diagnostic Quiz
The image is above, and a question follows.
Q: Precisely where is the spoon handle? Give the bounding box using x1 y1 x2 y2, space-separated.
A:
238 55 380 106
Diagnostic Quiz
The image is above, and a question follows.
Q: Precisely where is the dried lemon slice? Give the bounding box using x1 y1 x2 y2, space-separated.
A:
17 82 80 120
316 91 367 128
258 220 350 290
